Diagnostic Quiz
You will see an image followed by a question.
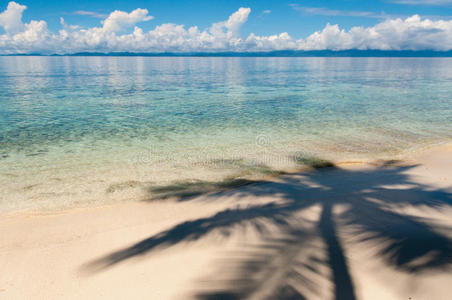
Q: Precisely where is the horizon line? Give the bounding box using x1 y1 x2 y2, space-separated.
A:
2 50 452 57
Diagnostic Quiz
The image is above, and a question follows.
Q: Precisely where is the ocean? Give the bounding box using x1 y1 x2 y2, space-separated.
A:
1 56 451 212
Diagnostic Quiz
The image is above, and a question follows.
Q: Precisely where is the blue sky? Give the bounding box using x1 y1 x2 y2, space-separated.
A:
1 0 452 53
11 0 452 38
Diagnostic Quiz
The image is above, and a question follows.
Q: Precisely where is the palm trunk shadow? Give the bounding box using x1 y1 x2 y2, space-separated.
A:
319 201 356 300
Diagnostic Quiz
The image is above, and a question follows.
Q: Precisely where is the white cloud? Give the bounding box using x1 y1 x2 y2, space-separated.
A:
60 17 80 30
102 8 153 32
290 4 382 18
224 7 250 36
389 0 452 5
0 1 26 34
299 15 452 51
73 11 107 19
1 2 452 54
210 7 250 39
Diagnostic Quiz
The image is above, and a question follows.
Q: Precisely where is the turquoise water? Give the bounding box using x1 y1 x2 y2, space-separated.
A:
1 57 451 211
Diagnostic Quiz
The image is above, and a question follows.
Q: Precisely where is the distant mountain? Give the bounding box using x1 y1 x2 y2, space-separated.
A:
3 50 452 57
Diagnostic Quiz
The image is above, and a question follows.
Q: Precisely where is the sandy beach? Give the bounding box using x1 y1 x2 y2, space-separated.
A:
1 144 451 300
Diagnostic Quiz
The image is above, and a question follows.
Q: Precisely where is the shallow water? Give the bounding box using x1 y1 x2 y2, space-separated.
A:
1 56 451 212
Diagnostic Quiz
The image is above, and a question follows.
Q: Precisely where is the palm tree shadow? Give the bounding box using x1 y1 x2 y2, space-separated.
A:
81 163 452 300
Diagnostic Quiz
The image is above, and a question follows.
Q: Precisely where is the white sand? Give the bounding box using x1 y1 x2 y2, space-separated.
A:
1 144 451 299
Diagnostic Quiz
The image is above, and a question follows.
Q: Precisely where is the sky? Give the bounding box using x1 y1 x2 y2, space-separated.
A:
1 0 452 53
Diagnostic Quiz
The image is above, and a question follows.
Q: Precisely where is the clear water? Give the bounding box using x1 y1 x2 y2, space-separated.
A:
1 56 451 212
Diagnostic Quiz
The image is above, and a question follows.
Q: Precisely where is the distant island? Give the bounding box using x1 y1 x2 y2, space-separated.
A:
3 50 452 57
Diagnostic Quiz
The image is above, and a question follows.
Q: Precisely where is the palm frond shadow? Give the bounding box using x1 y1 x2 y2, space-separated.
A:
82 163 452 300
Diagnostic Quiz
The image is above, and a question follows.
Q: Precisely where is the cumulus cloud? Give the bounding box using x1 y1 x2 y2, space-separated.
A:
60 17 80 30
209 7 250 39
0 1 26 34
102 8 153 32
300 15 452 51
224 7 250 36
0 2 452 53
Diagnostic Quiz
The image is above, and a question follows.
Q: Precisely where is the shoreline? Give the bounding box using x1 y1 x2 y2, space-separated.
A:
1 141 451 299
2 141 451 218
